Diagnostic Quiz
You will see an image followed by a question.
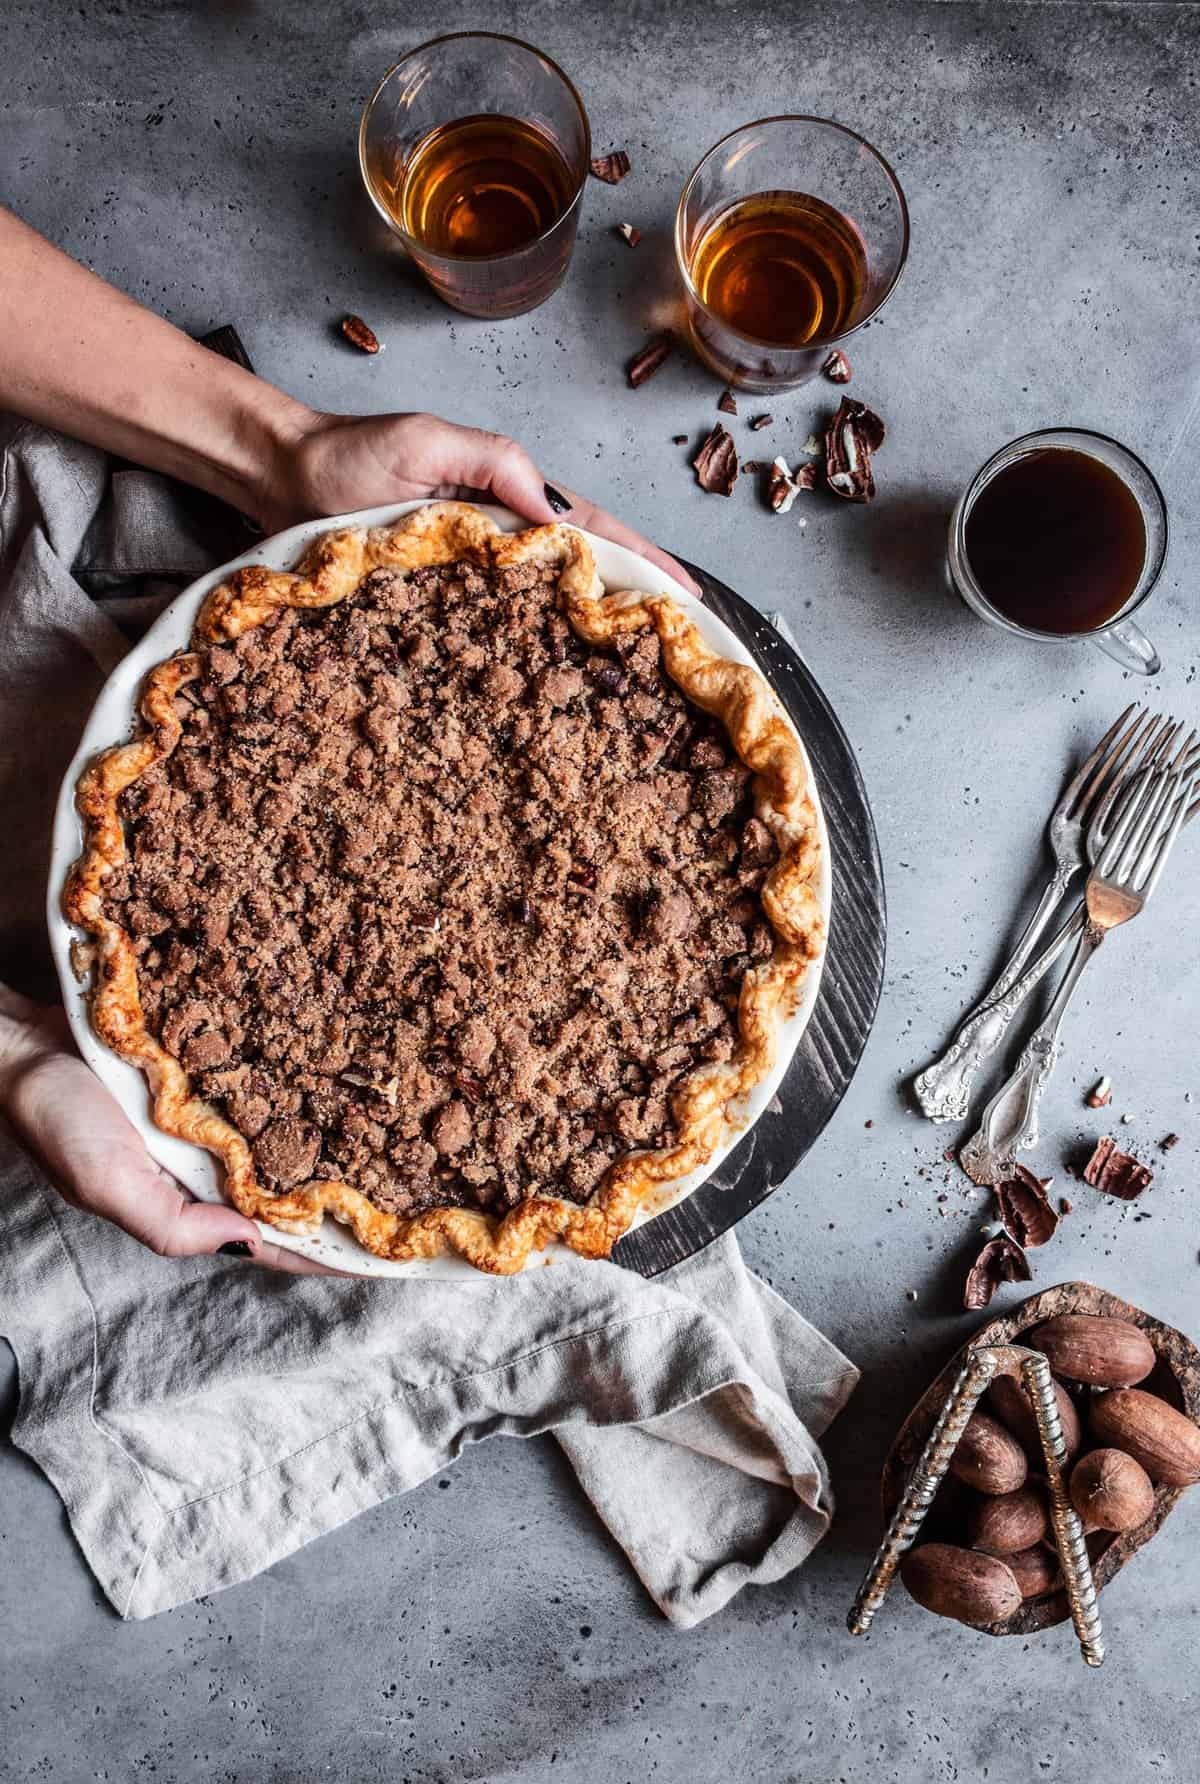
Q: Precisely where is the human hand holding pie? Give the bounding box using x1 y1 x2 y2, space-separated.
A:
0 206 697 597
0 986 334 1271
254 409 700 595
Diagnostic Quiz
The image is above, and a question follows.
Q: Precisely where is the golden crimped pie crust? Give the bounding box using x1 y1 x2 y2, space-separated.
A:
64 502 825 1274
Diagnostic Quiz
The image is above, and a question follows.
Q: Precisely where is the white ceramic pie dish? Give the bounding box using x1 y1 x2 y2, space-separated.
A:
48 500 830 1279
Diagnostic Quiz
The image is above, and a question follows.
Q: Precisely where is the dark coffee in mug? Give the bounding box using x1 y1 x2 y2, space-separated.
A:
963 447 1146 635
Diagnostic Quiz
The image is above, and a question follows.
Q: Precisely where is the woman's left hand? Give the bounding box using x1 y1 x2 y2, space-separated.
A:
257 409 700 594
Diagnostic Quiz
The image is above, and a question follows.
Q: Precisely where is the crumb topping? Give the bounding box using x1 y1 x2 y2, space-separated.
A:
104 556 777 1217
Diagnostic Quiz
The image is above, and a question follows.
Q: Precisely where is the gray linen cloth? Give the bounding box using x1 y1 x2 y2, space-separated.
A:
0 416 858 1623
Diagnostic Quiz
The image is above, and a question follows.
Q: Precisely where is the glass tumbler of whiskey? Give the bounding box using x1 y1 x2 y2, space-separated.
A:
675 116 909 392
359 32 591 320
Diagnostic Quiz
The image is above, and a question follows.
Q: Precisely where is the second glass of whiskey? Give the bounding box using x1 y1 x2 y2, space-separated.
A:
675 116 910 392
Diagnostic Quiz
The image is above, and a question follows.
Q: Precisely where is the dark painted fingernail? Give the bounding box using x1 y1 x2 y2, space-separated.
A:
217 1240 254 1258
544 482 572 514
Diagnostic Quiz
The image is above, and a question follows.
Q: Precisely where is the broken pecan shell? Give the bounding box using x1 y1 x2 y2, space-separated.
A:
627 332 672 388
822 348 852 383
964 1234 1032 1311
590 150 632 184
717 389 738 415
692 423 739 496
767 455 817 514
616 222 641 248
995 1164 1059 1249
824 396 885 502
1083 1135 1154 1200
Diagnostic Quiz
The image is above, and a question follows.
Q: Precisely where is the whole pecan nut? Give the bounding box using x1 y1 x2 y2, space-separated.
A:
340 314 381 354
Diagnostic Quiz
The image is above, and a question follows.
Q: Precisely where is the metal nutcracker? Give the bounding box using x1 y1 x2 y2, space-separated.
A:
848 1344 1104 1667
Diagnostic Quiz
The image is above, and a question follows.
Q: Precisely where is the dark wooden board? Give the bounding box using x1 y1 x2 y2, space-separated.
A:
880 1281 1200 1636
615 559 887 1277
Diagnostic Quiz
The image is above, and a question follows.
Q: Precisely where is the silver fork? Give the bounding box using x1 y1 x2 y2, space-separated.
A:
934 724 1199 1126
960 763 1196 1185
914 705 1165 1122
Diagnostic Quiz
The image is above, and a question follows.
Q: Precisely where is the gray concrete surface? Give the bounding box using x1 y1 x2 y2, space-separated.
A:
3 1 1200 1778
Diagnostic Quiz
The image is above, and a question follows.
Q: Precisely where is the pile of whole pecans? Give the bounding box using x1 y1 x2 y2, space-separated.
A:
900 1311 1200 1629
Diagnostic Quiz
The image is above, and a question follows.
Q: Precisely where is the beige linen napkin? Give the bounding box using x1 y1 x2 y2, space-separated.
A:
0 415 858 1624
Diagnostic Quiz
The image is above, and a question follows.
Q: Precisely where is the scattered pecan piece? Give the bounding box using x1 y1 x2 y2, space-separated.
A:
671 432 688 445
1086 1074 1113 1109
748 412 773 431
627 332 672 388
1161 1132 1181 1150
717 389 738 415
692 423 739 496
742 459 764 475
616 222 641 248
964 1234 1031 1311
590 149 631 184
1084 1135 1154 1199
822 348 852 383
1059 1196 1073 1214
512 896 533 925
767 455 817 513
995 1164 1059 1249
567 864 598 891
340 314 380 354
453 1071 485 1106
593 661 627 695
824 396 885 502
340 1070 400 1107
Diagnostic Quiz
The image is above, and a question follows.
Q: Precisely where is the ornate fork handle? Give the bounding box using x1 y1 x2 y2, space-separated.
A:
959 920 1105 1184
914 881 1084 1123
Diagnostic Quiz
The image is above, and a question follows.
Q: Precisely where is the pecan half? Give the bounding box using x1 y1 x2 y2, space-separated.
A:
824 397 885 502
964 1234 1031 1311
995 1164 1059 1249
590 150 631 184
627 332 672 388
692 424 739 496
340 314 380 354
821 348 852 383
767 455 817 513
616 222 641 248
717 389 738 415
1083 1135 1154 1200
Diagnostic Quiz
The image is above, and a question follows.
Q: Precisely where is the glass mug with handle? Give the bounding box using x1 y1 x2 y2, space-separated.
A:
948 428 1168 676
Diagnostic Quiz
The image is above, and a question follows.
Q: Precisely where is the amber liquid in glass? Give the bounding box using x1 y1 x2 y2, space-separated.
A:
689 191 868 345
396 114 574 258
965 449 1147 634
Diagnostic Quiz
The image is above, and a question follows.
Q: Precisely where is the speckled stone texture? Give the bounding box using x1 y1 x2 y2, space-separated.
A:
3 2 1199 1778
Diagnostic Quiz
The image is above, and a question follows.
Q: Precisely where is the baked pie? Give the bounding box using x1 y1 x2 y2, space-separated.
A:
65 503 824 1273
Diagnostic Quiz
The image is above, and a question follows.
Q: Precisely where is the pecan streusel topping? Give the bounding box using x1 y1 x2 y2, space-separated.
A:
104 556 778 1218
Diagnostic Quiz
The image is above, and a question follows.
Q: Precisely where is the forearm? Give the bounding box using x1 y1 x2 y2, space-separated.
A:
0 206 316 518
